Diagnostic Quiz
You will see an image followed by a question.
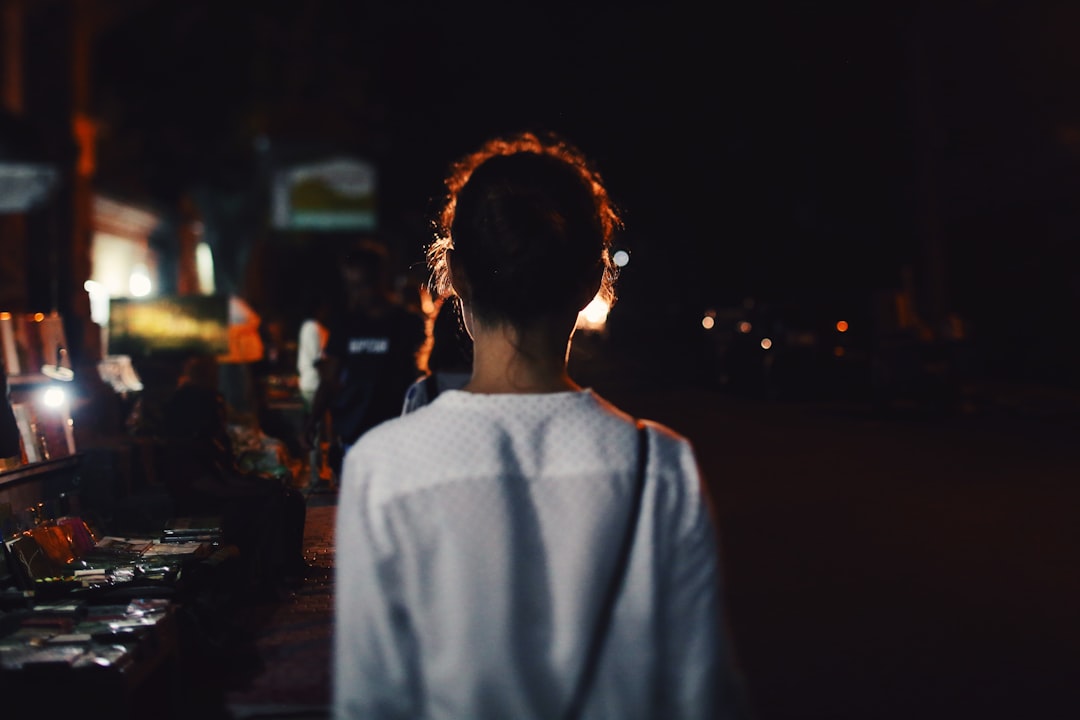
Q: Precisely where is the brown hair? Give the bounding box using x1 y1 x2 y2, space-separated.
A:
427 130 621 328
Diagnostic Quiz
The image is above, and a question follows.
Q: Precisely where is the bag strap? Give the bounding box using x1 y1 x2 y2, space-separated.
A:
563 419 649 720
425 373 440 401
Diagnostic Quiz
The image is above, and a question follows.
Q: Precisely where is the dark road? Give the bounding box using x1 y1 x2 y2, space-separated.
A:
600 384 1079 720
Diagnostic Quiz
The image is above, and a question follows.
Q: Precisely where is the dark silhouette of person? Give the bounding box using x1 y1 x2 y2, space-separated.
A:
161 353 308 592
302 240 426 478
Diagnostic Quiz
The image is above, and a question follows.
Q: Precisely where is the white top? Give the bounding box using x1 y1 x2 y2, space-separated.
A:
297 318 328 394
333 389 746 720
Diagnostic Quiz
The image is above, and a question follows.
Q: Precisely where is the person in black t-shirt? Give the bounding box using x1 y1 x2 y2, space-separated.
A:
302 241 426 479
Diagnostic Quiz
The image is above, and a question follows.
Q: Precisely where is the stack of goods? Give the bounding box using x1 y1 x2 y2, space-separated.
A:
1 503 223 603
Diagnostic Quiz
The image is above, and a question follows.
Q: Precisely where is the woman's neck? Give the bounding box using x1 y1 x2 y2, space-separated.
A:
463 322 579 394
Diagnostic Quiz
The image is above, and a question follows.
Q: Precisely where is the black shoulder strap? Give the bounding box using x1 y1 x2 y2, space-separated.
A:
424 373 440 401
563 419 649 720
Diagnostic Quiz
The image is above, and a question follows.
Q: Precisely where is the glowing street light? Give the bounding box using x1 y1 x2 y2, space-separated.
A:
129 265 152 297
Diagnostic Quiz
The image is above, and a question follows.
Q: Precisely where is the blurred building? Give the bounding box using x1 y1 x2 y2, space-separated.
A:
1 0 102 368
1 1 228 370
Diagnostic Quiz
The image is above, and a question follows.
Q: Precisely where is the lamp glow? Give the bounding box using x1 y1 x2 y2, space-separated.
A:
129 267 152 297
42 386 66 409
196 242 216 294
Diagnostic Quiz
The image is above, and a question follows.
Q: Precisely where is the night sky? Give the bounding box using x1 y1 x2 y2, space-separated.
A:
86 1 1080 387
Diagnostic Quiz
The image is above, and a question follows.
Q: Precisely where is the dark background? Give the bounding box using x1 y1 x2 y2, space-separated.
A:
45 0 1080 389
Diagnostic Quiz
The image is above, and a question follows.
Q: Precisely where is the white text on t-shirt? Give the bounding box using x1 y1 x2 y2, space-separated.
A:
348 337 390 354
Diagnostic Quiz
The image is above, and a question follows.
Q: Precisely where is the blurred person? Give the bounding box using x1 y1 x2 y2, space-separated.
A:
217 294 265 426
298 293 332 412
251 314 307 459
161 353 309 592
297 293 332 487
401 296 473 414
302 240 426 479
333 131 749 719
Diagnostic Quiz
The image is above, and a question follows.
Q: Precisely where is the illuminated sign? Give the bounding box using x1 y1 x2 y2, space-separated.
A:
271 157 377 231
108 295 230 357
